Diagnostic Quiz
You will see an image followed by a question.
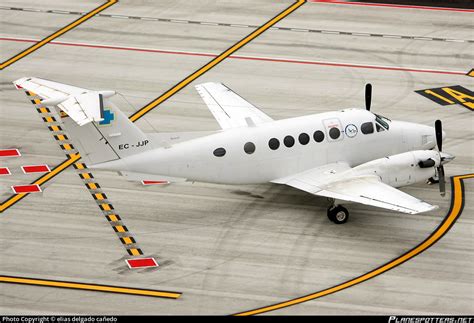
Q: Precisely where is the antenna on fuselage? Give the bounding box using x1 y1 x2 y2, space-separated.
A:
365 83 372 111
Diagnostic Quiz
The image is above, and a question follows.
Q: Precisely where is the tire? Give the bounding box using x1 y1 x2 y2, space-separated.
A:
327 205 349 224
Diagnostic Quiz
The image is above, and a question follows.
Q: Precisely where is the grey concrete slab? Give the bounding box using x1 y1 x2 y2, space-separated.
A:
0 0 472 315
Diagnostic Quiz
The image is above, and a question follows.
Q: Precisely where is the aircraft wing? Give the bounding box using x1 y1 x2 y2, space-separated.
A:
195 82 273 129
272 163 437 214
13 77 111 126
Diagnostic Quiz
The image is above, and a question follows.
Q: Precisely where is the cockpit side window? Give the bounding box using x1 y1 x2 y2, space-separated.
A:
361 122 374 134
375 114 390 130
376 123 385 132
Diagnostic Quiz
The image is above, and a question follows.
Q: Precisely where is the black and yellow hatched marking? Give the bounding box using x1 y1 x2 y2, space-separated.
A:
128 248 143 256
99 203 114 211
467 69 474 77
75 166 144 256
78 172 93 180
113 225 128 233
85 182 100 190
73 162 87 170
106 214 121 222
48 125 63 132
93 193 107 200
120 236 136 245
42 116 57 123
37 107 51 114
23 92 145 257
54 134 69 141
60 143 75 151
415 85 474 111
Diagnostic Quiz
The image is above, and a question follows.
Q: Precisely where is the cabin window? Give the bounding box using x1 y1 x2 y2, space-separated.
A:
268 138 280 150
329 127 341 139
213 147 226 157
298 133 310 145
244 142 256 154
313 130 324 142
361 122 374 134
284 135 295 147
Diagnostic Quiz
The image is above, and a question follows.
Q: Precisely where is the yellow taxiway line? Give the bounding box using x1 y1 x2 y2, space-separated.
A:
0 0 117 70
0 153 81 213
234 173 474 315
128 0 306 122
0 275 181 299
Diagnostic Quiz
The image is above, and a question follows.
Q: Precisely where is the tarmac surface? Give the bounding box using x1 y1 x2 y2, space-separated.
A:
0 0 473 315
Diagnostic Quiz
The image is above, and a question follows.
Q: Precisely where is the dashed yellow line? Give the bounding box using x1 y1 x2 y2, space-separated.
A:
128 0 306 122
0 275 181 299
0 0 117 70
234 173 474 315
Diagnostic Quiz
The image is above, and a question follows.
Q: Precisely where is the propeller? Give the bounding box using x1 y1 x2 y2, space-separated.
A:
365 83 372 111
434 119 445 196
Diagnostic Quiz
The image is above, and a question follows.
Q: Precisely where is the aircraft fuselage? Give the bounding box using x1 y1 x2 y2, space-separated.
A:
94 109 436 184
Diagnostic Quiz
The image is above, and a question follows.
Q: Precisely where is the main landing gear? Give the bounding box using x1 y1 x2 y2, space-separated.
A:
327 205 349 224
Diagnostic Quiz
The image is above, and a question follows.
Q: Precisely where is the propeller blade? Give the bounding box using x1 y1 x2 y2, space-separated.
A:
438 166 446 197
435 119 443 152
365 83 372 111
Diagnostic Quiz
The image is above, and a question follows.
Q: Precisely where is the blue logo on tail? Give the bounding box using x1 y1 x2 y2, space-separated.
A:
99 109 114 125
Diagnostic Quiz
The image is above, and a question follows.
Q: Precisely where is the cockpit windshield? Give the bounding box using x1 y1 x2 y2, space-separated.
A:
375 113 390 130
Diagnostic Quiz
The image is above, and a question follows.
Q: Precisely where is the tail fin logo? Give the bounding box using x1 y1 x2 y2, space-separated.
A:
99 109 114 126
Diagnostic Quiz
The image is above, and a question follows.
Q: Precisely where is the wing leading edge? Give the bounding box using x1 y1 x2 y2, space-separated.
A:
195 82 273 130
272 163 437 214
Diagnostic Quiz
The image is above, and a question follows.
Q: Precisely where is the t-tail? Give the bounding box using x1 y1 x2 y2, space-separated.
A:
13 77 151 166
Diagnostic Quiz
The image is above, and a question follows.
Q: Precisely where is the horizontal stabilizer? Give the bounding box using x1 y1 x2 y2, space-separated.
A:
13 77 116 126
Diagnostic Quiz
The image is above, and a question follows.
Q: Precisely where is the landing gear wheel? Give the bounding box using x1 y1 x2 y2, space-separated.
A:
327 205 349 224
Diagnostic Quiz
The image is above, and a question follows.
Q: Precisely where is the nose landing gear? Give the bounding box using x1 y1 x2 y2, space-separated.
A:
327 205 349 224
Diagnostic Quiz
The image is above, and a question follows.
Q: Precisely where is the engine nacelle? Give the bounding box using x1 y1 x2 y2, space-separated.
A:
352 150 440 188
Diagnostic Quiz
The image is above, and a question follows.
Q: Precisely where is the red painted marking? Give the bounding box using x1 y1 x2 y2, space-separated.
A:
0 149 21 157
309 0 474 12
0 37 465 75
126 258 159 269
142 180 170 185
21 164 51 174
0 167 11 176
11 184 42 194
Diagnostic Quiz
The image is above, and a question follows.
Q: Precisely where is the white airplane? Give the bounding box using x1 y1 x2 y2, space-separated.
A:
14 77 454 224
